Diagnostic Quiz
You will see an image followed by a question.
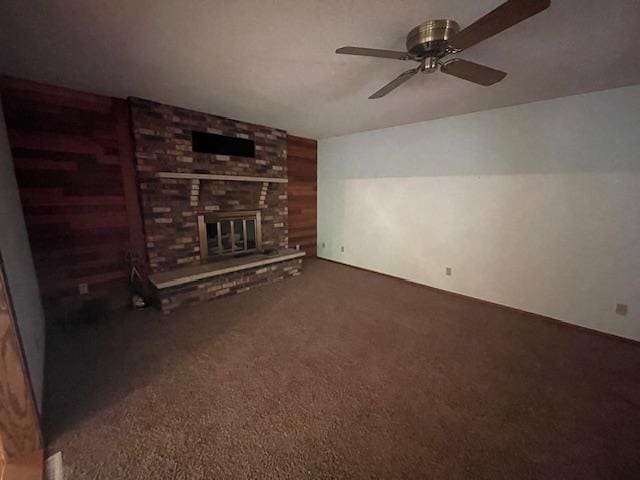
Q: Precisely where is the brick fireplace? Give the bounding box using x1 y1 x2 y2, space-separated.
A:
130 98 303 313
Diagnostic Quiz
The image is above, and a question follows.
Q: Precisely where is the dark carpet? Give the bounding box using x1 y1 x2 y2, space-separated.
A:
44 259 640 479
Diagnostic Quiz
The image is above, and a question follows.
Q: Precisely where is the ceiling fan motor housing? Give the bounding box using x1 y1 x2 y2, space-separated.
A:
406 19 460 58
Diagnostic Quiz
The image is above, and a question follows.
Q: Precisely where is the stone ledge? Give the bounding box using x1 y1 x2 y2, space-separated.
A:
149 249 305 289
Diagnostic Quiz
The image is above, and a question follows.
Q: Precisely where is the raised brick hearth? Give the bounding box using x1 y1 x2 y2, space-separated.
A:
154 256 303 314
130 98 302 312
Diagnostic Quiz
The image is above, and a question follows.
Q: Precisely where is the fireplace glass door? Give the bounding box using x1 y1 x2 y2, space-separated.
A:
198 211 261 260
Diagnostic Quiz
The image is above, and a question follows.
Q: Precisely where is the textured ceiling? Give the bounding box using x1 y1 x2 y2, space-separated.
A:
1 0 640 139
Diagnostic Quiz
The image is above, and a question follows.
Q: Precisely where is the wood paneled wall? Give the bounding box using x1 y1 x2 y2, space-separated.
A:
0 76 316 312
286 135 317 256
0 77 146 311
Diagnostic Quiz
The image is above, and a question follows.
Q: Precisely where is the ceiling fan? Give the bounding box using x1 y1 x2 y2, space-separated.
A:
335 0 551 99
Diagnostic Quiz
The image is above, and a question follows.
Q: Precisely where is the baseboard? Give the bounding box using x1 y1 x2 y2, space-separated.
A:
316 257 640 346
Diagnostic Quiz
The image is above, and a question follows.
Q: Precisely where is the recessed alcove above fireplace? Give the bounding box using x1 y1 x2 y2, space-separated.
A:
192 130 256 158
129 97 303 313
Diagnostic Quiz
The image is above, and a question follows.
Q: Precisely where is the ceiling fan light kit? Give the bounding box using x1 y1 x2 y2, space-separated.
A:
335 0 551 98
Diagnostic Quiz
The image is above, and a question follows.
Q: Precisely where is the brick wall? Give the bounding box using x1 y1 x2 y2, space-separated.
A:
129 98 288 274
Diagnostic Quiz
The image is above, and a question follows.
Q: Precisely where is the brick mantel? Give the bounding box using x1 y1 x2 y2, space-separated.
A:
154 172 288 183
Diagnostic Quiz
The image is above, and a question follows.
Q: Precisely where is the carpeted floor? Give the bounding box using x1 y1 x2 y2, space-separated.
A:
44 259 640 479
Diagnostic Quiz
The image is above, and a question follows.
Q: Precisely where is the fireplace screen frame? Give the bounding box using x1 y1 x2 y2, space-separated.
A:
197 210 262 260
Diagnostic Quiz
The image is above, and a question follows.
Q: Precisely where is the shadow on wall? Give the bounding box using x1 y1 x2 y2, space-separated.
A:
319 85 640 179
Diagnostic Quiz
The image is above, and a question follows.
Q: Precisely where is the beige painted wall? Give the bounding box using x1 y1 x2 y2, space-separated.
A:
318 85 640 341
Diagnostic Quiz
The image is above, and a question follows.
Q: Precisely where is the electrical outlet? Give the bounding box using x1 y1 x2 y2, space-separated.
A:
78 283 89 295
321 242 325 249
616 303 628 316
445 267 452 276
341 246 344 253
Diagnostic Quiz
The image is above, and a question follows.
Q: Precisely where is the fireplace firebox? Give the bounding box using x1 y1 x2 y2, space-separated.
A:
197 210 262 260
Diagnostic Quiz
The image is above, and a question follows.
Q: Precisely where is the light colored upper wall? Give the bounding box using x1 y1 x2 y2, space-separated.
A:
0 100 46 411
318 85 640 341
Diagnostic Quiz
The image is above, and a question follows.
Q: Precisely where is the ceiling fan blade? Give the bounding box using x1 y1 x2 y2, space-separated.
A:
369 68 420 99
449 0 550 51
441 59 506 86
336 46 410 60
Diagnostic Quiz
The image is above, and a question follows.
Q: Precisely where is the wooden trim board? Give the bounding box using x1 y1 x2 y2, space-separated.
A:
155 172 288 183
0 256 42 465
117 99 149 282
